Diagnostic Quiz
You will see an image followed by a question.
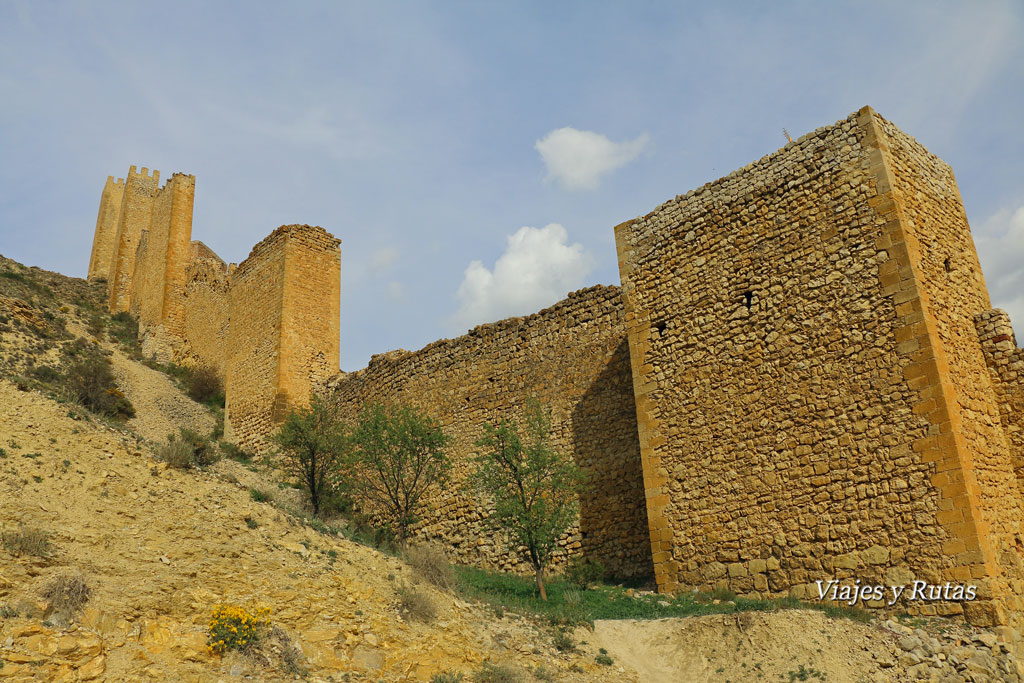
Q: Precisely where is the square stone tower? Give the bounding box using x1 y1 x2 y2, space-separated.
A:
223 225 341 451
615 106 1024 626
108 166 160 312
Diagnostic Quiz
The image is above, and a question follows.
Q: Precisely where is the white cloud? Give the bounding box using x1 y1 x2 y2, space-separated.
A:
976 205 1024 333
370 247 399 272
535 127 649 190
450 224 594 331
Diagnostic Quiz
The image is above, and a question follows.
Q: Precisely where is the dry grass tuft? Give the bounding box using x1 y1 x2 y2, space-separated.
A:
2 525 54 558
398 585 437 623
474 661 522 683
405 543 456 591
41 572 91 620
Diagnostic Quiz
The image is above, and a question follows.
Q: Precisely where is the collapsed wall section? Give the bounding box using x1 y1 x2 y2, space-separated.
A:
181 243 230 376
87 176 124 282
614 106 1020 625
327 286 653 579
976 310 1024 491
224 225 340 452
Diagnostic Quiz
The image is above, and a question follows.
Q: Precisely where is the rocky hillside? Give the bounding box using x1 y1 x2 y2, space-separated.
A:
1 255 1023 682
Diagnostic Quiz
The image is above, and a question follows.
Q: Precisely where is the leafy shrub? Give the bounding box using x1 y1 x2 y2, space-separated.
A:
533 665 555 682
565 556 606 589
157 429 218 469
86 314 104 338
431 673 465 683
63 353 134 418
595 650 614 666
552 628 576 652
210 409 224 440
219 440 253 463
156 435 194 469
0 604 18 618
108 311 138 348
41 572 91 619
182 428 218 467
2 525 54 558
397 586 437 623
250 488 272 503
207 604 270 655
405 544 455 591
29 364 61 383
473 661 521 683
183 364 224 407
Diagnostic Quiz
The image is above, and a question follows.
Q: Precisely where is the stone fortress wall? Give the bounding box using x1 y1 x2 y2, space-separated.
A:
86 107 1023 626
86 167 341 450
325 286 653 579
613 106 1024 627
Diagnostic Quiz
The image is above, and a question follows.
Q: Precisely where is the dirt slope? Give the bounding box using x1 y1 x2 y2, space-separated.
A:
0 377 633 681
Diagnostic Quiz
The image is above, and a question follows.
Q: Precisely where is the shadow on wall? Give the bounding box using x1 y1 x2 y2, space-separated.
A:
572 337 655 581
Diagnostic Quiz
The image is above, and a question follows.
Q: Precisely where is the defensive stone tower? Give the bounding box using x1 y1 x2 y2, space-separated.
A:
88 169 343 454
614 106 1024 627
108 166 159 312
131 172 196 359
224 225 341 452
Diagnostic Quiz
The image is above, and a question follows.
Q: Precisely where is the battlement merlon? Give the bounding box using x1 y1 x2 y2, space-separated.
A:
127 165 160 184
160 172 196 192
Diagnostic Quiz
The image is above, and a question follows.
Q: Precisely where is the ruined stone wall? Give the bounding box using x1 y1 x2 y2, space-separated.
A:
614 106 1018 625
327 286 653 579
181 250 230 376
87 176 124 282
976 310 1024 490
129 231 150 320
107 166 159 313
224 225 340 452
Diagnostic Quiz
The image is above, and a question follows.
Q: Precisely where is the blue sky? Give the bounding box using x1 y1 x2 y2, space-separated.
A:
1 1 1021 371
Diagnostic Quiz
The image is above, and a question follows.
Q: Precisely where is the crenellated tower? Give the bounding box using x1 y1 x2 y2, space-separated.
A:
132 172 196 359
108 166 159 312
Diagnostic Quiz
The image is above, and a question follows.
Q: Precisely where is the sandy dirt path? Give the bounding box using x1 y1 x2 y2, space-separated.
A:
591 611 912 683
108 350 215 443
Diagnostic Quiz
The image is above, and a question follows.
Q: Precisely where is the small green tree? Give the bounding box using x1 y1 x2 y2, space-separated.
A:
471 399 586 600
350 403 451 546
274 393 349 517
